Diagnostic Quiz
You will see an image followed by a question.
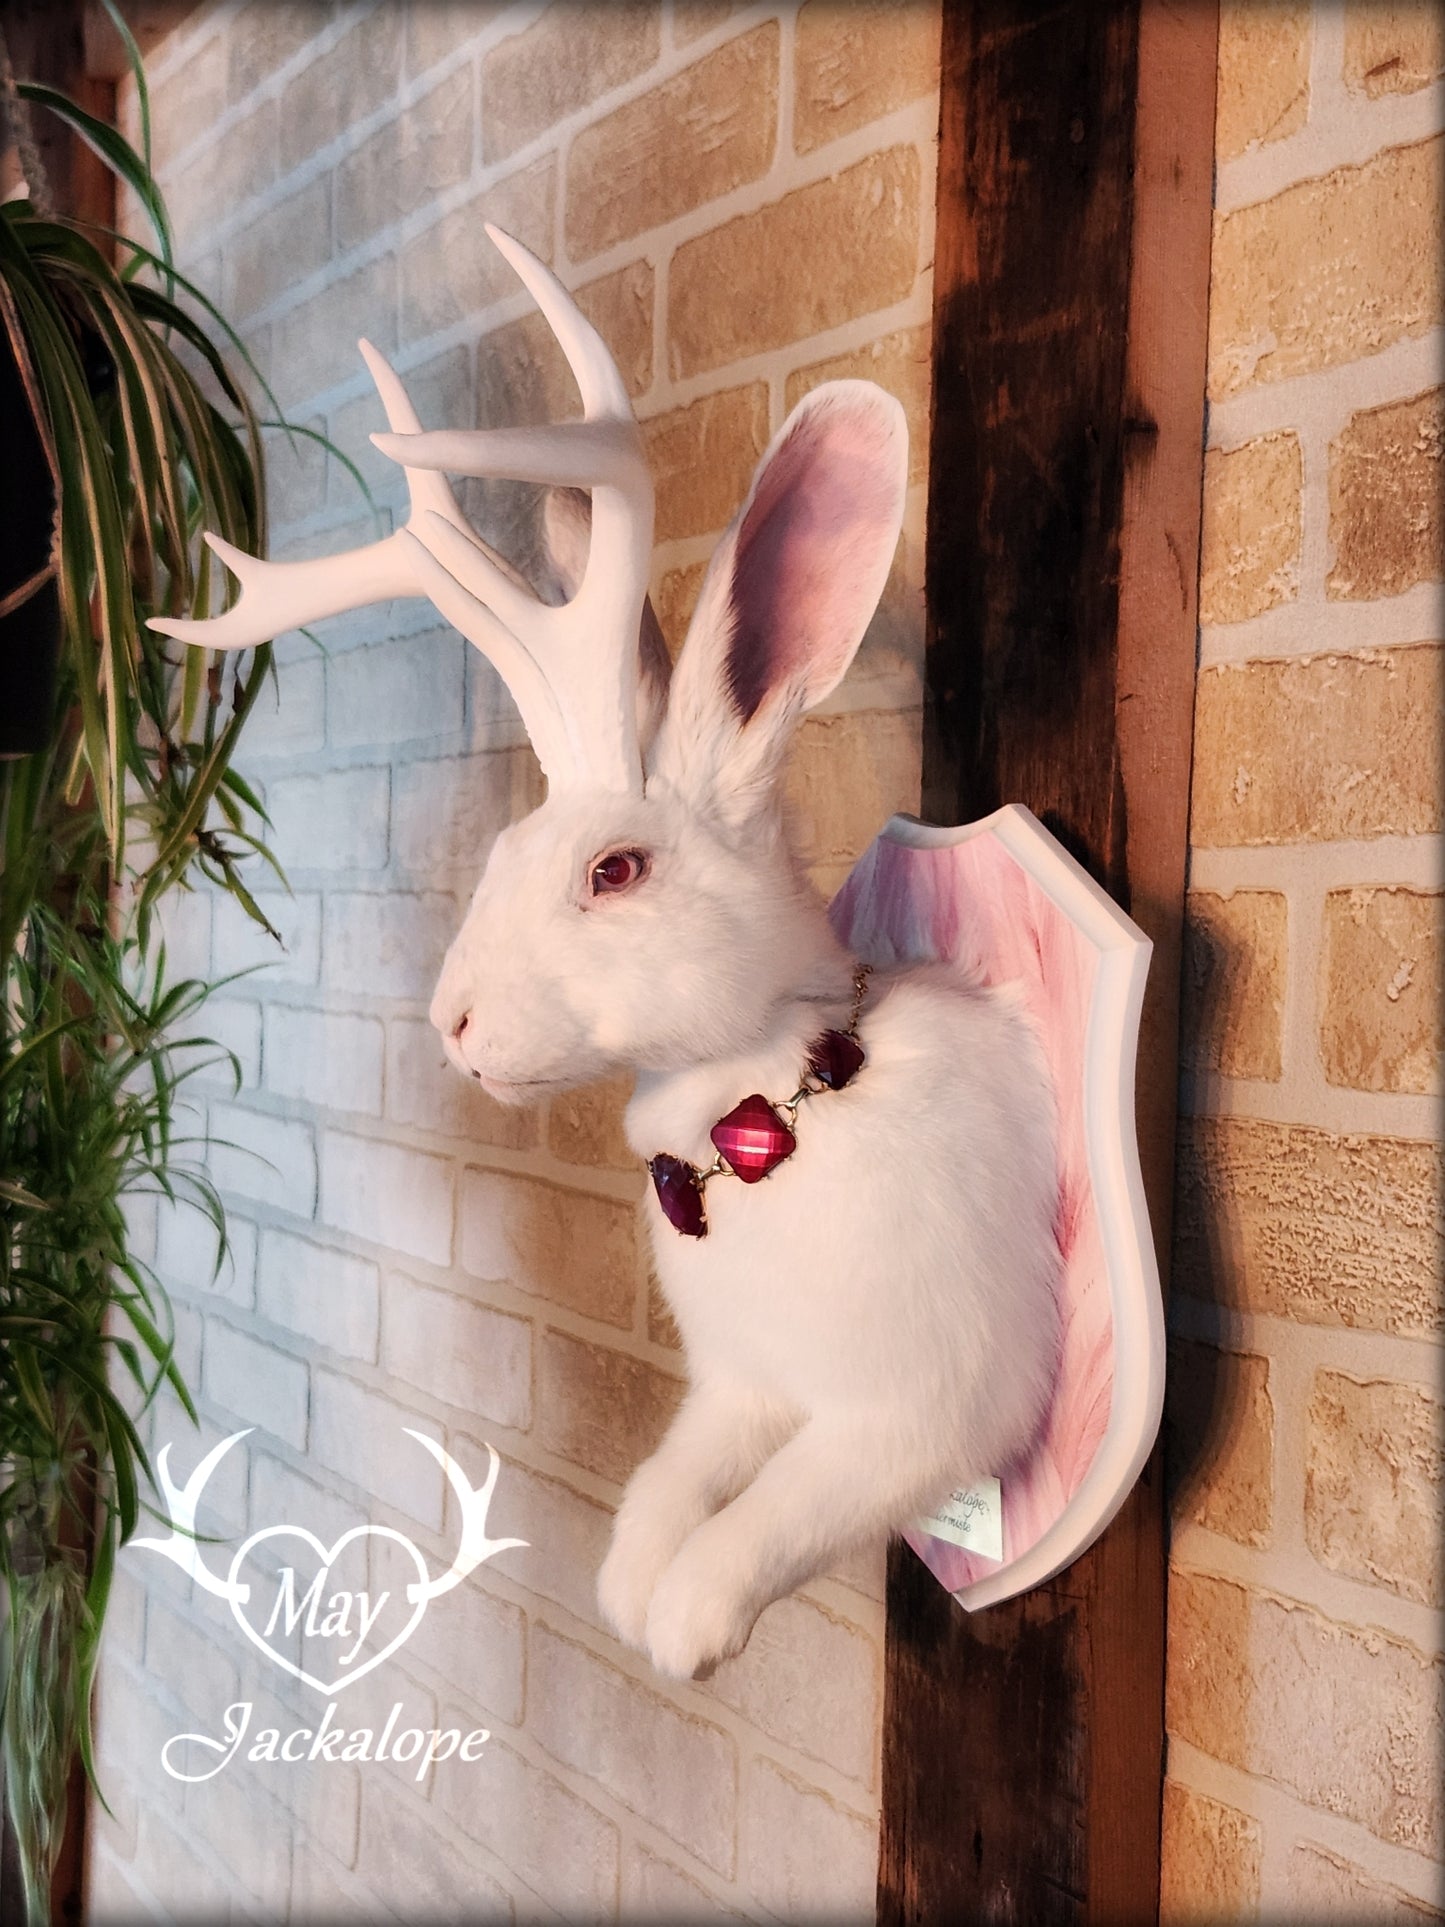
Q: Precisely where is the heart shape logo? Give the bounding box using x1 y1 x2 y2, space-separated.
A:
226 1525 429 1697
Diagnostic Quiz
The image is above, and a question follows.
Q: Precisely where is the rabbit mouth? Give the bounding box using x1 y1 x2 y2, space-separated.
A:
474 1071 569 1106
441 1033 569 1104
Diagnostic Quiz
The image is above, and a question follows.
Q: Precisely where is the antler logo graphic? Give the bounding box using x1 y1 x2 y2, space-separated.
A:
133 1431 527 1696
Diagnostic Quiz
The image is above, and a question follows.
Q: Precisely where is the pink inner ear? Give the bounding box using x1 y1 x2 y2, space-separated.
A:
725 397 903 723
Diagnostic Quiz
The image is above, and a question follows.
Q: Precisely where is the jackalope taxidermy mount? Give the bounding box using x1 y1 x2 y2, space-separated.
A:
154 226 1059 1680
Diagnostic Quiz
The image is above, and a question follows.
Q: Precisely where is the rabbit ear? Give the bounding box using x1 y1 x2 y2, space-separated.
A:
542 486 672 758
652 381 907 827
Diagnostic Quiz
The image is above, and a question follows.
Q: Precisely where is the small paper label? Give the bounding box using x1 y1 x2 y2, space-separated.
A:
916 1477 1003 1562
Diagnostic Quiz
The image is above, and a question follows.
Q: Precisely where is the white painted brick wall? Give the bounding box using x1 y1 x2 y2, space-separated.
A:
263 1004 385 1116
208 1100 318 1218
98 2 937 1916
204 1318 310 1450
266 765 391 874
257 1226 382 1360
322 889 460 1000
309 1367 447 1533
380 1270 532 1425
529 1623 739 1876
319 1129 455 1264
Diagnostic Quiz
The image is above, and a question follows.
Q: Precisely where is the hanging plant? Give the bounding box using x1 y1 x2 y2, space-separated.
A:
0 10 356 1915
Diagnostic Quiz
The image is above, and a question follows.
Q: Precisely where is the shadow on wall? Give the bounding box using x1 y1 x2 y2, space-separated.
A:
1163 902 1276 1548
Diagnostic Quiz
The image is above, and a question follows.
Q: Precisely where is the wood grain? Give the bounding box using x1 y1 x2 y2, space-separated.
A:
879 3 1217 1921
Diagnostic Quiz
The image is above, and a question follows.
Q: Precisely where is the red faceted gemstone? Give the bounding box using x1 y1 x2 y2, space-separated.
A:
650 1153 706 1238
807 1028 865 1090
711 1095 796 1183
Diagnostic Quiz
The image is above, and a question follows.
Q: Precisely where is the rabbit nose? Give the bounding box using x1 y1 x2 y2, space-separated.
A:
442 1010 484 1082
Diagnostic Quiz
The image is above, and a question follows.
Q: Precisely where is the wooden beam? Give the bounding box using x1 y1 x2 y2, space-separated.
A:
2 0 116 236
877 4 1216 1922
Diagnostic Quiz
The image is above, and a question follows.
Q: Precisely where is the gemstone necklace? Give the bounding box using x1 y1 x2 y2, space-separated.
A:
647 964 872 1239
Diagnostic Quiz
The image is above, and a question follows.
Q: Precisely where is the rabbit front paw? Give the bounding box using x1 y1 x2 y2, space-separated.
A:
597 1517 682 1650
644 1544 758 1680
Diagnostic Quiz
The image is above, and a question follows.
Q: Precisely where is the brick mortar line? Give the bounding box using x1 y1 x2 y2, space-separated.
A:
664 0 780 62
1205 330 1444 461
422 1702 759 1921
1199 585 1444 666
1178 1068 1439 1142
1182 845 1440 1130
443 1648 754 1902
643 285 936 427
459 92 930 331
184 1313 685 1515
1166 1295 1442 1370
479 3 773 227
228 1246 659 1393
203 1298 538 1452
1298 403 1335 618
1215 81 1444 216
1186 834 1444 890
186 1179 662 1333
185 1378 481 1550
1168 1520 1444 1659
228 226 932 453
92 1656 304 1897
403 2 536 94
1164 1730 1445 1902
773 0 798 180
116 0 226 93
264 328 931 566
347 1765 570 1923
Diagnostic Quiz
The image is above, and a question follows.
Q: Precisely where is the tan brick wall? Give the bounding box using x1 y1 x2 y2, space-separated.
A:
1166 4 1444 1916
93 3 937 1920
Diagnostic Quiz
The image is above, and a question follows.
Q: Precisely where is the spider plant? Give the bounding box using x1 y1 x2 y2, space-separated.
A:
0 16 313 1915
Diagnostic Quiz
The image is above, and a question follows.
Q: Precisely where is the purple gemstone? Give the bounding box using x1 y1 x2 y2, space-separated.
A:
807 1028 865 1090
650 1153 706 1237
711 1095 796 1183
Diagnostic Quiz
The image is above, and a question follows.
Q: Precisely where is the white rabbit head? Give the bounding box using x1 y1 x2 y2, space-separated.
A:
146 227 906 1103
429 380 908 1103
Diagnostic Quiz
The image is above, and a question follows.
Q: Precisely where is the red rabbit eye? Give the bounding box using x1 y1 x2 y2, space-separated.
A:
590 848 648 896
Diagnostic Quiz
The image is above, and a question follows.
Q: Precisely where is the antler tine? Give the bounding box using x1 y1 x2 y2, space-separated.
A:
487 221 631 421
146 339 477 653
149 225 654 796
394 521 574 782
369 228 655 795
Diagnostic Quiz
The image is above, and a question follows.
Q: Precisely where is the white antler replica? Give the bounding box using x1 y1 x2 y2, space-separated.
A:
401 1430 528 1603
150 224 654 796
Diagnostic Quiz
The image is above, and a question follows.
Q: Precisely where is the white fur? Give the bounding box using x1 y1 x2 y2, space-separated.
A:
430 382 1060 1678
